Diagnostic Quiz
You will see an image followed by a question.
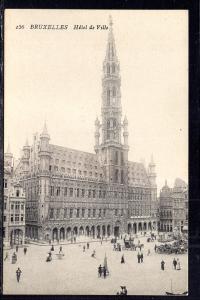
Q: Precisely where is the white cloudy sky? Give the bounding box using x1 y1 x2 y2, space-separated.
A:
4 9 188 191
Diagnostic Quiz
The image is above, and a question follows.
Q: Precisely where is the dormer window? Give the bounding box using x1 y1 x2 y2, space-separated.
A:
16 190 20 197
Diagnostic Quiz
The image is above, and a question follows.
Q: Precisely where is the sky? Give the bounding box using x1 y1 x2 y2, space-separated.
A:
4 9 188 191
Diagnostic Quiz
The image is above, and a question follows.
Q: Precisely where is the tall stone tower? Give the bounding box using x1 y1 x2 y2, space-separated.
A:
95 16 129 184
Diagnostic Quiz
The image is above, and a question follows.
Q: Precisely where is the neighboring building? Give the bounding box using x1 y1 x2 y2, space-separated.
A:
159 178 188 233
14 17 158 242
3 146 26 247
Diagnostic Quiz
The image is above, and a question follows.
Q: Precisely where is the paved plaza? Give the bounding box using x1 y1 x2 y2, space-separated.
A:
3 235 188 295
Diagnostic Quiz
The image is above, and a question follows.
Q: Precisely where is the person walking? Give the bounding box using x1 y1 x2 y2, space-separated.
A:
124 286 128 295
83 245 86 252
161 260 165 271
16 245 19 252
98 264 102 277
173 258 177 270
87 243 89 249
16 267 22 282
141 253 144 263
154 244 157 252
177 258 181 270
23 247 27 255
137 252 140 263
4 252 8 261
59 246 62 253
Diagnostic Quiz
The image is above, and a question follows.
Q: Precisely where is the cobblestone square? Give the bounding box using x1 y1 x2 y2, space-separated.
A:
3 236 188 295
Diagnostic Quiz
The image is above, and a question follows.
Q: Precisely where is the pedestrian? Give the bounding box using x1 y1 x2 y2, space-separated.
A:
177 258 181 270
23 247 27 255
147 249 150 256
51 245 54 251
141 253 143 263
16 267 22 282
161 260 165 271
83 245 85 252
154 244 157 252
103 266 107 279
121 254 125 264
59 246 62 253
74 236 76 243
173 258 177 270
49 239 51 245
98 264 102 277
87 242 89 249
4 252 8 261
16 245 19 252
137 252 140 263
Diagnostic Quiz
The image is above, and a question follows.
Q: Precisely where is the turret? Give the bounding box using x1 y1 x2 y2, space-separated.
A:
21 138 30 174
4 142 13 168
39 121 50 172
148 154 157 186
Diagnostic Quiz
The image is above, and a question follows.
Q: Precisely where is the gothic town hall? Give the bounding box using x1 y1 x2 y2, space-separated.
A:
14 17 158 242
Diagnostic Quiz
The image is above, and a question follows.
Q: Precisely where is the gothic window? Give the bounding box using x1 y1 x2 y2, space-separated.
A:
107 89 111 106
93 209 96 217
88 189 91 198
82 208 85 218
99 209 102 217
107 63 110 75
70 208 73 218
115 151 118 164
69 188 73 197
64 187 67 196
81 189 85 197
64 208 67 218
115 209 118 216
56 187 60 196
121 170 124 184
115 169 119 183
92 190 96 198
112 64 115 74
77 188 80 197
56 209 60 219
16 190 20 197
76 208 80 218
121 152 124 165
112 86 116 97
88 209 91 218
103 209 106 217
99 190 102 198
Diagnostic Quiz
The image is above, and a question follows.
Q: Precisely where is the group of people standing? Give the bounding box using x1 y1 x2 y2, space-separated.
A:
98 264 108 278
173 258 181 270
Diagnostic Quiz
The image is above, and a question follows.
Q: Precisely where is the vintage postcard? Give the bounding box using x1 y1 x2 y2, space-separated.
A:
3 9 188 295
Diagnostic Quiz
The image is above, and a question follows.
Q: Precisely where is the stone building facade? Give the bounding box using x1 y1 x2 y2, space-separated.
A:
3 146 26 246
159 178 188 233
13 17 158 242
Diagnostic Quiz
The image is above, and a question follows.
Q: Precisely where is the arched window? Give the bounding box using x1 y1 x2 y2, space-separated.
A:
107 89 110 106
115 151 118 164
107 63 110 75
115 169 119 182
112 86 116 97
112 64 115 74
121 170 124 184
